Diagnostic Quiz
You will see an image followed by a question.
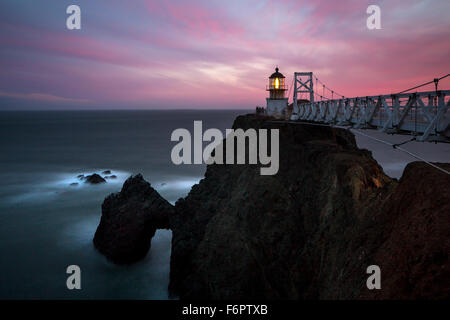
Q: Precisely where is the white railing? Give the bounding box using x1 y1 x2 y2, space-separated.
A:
292 90 450 142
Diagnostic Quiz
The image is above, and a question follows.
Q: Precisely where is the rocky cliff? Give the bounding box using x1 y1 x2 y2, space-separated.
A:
93 114 449 299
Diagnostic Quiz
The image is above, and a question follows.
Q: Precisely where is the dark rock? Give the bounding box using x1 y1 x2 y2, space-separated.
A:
102 170 112 175
70 182 78 186
93 174 174 264
105 175 117 179
77 174 85 180
168 114 449 300
85 173 106 184
358 161 450 299
92 114 449 299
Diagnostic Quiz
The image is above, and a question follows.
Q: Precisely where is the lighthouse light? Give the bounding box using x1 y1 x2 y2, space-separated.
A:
275 78 279 89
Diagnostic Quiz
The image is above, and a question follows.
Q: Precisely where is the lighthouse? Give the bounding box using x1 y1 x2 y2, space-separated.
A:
266 67 288 118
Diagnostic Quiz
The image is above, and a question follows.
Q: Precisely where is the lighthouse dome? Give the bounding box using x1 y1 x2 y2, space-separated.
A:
269 67 285 79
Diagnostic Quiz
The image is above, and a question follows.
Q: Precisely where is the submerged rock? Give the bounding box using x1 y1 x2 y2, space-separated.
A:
102 170 111 175
69 182 78 187
105 175 117 179
85 174 106 184
77 174 85 180
93 174 174 264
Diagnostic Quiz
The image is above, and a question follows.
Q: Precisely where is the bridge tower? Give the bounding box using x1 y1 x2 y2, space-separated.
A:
292 72 314 119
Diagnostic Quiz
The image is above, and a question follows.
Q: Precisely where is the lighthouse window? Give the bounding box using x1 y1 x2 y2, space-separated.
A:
275 78 280 89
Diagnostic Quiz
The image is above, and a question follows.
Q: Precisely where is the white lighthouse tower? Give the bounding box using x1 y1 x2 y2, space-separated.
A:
266 67 288 118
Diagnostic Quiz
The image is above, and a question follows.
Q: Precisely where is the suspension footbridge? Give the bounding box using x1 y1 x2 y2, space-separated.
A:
289 73 450 143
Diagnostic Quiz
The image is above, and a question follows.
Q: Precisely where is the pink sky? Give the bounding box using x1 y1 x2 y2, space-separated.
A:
0 0 449 109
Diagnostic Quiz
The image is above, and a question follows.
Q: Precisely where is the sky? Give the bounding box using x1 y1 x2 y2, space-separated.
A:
0 0 449 110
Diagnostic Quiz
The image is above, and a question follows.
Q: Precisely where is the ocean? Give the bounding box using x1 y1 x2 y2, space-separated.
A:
0 110 448 299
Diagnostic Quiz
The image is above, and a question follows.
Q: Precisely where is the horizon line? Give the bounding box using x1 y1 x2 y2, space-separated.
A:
0 108 255 112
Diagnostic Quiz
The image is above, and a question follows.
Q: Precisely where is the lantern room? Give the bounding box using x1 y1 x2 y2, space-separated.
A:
267 67 287 99
266 67 289 118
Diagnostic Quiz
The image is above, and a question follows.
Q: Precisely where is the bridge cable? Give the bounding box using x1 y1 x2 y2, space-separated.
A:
349 129 450 175
396 74 450 94
392 137 416 148
273 120 450 175
315 75 346 99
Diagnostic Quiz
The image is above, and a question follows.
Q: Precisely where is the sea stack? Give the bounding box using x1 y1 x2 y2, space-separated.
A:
93 174 174 264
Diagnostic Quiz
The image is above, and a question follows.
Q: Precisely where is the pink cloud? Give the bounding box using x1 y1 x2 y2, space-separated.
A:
0 91 89 104
1 0 449 109
146 1 245 40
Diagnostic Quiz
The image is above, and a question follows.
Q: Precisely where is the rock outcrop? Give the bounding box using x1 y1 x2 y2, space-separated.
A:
93 174 174 264
93 114 449 299
168 114 449 299
85 173 106 184
359 161 450 299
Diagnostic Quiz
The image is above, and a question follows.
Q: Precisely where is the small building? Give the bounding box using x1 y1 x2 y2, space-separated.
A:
266 67 288 119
